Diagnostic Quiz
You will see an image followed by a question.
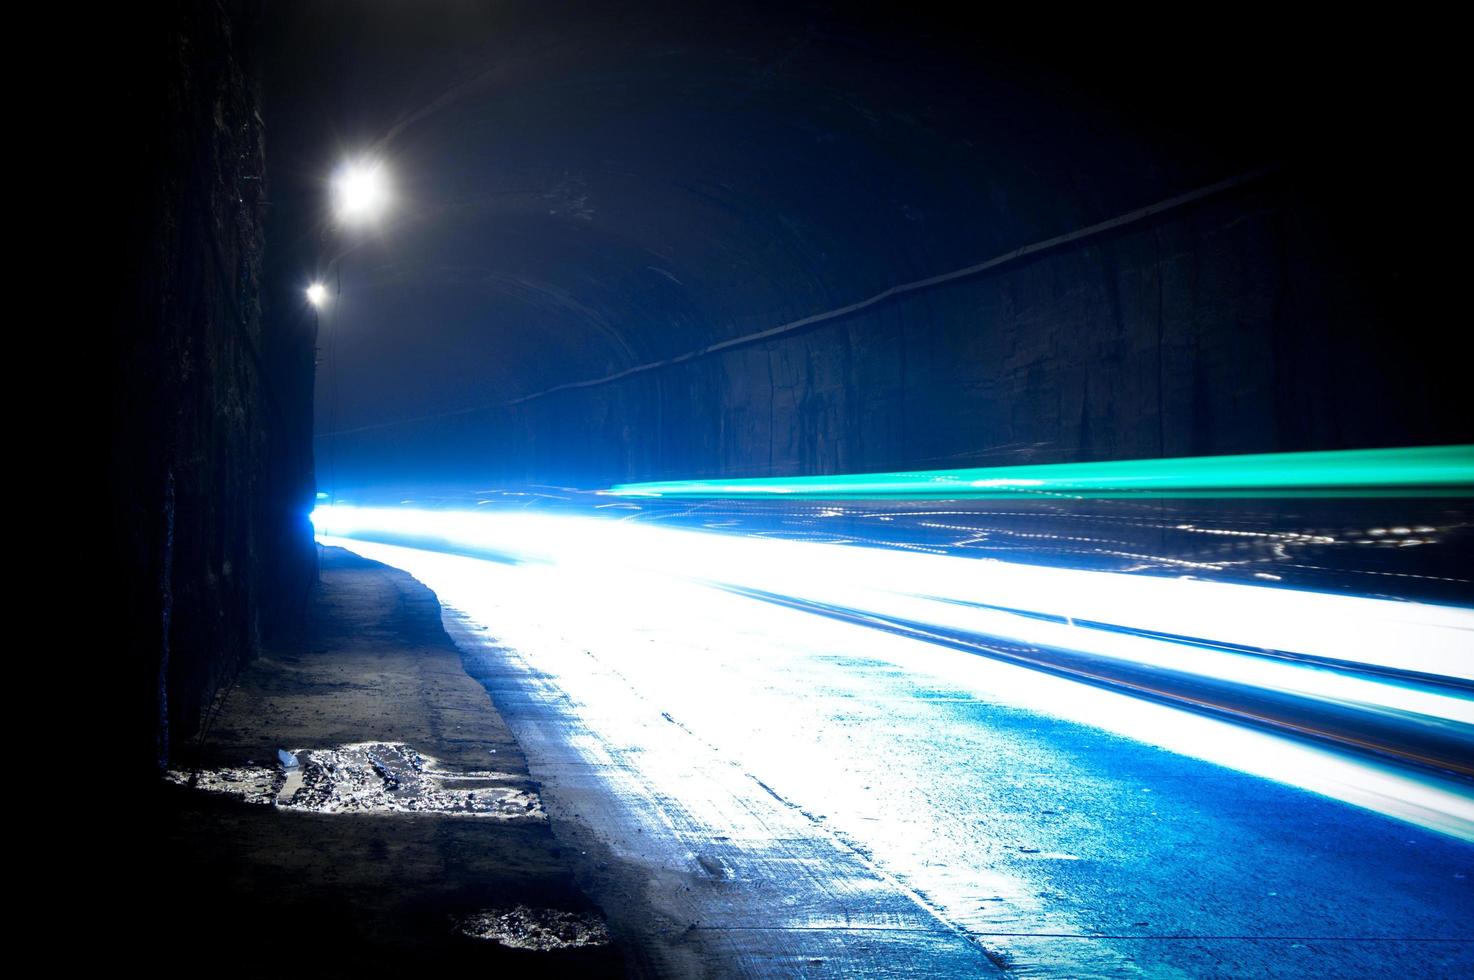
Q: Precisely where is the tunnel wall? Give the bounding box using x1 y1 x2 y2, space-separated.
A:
290 5 1464 494
384 172 1457 487
105 0 317 774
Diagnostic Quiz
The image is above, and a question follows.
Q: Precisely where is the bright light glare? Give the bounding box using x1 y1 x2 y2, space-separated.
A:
305 282 328 307
332 160 390 224
312 505 1474 839
312 504 1474 682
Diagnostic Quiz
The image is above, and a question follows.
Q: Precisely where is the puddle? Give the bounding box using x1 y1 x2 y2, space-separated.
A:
166 742 544 819
456 905 611 950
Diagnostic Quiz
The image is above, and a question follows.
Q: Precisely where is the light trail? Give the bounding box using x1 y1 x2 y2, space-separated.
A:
313 503 1474 838
606 445 1474 499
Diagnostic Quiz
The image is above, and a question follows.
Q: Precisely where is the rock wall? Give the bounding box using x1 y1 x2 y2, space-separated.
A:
413 172 1462 487
105 0 317 774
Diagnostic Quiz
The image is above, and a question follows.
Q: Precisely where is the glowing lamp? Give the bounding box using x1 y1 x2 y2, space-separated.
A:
332 160 390 225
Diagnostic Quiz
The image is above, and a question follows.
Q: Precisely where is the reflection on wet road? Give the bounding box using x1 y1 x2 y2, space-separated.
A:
314 501 1473 976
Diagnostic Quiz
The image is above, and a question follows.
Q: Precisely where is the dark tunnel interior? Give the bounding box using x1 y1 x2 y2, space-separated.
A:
264 3 1467 491
96 4 1472 975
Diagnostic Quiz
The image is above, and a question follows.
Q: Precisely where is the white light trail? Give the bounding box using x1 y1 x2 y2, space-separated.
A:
314 504 1474 681
313 504 1474 839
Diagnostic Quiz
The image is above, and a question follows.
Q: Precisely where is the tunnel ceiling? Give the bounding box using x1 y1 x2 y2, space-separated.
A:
262 3 1449 481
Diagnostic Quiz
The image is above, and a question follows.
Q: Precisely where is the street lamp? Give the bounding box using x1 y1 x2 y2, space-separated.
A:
331 160 390 226
306 282 328 307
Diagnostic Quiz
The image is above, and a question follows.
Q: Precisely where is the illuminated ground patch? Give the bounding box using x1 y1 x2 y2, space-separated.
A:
167 741 545 819
456 906 612 950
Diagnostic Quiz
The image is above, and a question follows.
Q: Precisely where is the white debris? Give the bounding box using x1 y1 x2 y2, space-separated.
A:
166 741 544 819
457 906 611 950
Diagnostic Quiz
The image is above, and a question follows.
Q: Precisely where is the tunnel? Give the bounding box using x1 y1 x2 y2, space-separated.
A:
101 3 1471 977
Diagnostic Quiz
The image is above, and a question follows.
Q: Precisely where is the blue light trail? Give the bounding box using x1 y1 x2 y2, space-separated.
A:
312 502 1474 839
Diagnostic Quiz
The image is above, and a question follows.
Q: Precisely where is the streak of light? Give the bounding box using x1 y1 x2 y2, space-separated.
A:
605 445 1474 499
312 504 1474 839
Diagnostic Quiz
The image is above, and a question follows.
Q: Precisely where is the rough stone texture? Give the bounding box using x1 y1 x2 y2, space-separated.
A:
424 176 1463 485
105 0 317 774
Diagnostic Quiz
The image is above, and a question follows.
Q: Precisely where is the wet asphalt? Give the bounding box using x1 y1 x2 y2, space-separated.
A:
330 538 1474 978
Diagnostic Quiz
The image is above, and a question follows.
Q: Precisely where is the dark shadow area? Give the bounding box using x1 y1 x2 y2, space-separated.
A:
260 2 1467 491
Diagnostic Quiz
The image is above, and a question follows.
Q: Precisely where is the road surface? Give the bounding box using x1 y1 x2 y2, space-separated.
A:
319 532 1474 977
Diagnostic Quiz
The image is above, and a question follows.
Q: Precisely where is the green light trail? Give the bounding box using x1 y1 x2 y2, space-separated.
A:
606 445 1474 500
